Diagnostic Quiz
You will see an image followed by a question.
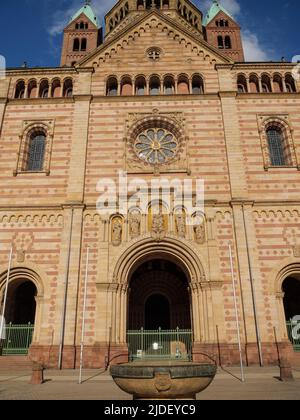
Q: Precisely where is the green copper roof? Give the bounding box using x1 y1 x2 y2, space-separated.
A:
203 0 234 26
70 2 100 28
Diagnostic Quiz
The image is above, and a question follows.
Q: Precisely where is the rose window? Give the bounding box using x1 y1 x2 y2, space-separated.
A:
134 128 178 165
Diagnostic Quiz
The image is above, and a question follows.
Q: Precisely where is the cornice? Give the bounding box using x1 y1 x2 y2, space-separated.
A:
8 97 75 105
237 92 300 100
73 94 93 102
6 67 77 77
232 62 297 70
218 91 237 98
91 93 220 103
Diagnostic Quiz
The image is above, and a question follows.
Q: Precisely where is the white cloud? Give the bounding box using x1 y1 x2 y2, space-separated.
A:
242 30 270 62
201 0 240 17
48 0 115 36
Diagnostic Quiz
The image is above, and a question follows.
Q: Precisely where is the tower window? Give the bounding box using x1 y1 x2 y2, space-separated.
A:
26 132 46 172
217 36 224 49
81 38 87 51
73 38 80 51
225 36 232 49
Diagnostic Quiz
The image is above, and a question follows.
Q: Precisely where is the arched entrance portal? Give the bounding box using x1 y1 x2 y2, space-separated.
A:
1 279 37 355
5 280 37 324
145 294 170 330
127 259 192 360
283 276 300 320
128 259 191 330
282 275 300 351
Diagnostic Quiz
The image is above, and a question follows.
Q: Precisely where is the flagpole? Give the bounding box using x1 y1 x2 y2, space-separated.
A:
229 244 245 383
0 247 13 343
79 246 90 385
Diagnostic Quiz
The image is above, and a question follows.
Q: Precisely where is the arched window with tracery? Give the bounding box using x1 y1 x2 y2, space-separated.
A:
266 126 288 166
26 131 46 172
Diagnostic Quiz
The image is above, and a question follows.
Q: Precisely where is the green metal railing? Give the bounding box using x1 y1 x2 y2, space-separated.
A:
286 320 300 352
0 323 34 355
127 328 193 361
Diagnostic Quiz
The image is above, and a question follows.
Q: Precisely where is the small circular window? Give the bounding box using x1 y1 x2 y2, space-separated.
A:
134 128 178 165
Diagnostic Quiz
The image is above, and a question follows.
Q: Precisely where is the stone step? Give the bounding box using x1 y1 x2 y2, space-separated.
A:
0 356 33 370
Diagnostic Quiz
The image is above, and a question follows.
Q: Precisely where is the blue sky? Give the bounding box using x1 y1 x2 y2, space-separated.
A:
0 0 299 68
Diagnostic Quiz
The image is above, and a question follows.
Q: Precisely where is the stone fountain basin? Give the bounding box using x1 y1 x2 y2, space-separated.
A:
110 361 217 400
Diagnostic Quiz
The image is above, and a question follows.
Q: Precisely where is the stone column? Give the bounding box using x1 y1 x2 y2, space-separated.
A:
246 76 250 93
190 282 201 342
258 76 263 93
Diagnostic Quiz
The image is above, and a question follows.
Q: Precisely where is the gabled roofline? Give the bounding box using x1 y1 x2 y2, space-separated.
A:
64 12 99 32
204 10 241 29
77 9 232 67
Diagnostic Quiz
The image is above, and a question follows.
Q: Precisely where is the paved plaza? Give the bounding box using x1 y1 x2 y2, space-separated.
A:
0 366 299 400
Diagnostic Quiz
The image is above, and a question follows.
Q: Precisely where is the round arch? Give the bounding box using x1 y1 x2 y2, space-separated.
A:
112 235 207 286
0 265 45 298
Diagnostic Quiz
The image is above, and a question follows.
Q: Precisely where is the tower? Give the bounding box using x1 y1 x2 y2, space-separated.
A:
60 1 102 67
203 0 244 62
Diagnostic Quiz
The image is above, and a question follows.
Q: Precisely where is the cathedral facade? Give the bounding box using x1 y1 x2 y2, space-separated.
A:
0 0 299 369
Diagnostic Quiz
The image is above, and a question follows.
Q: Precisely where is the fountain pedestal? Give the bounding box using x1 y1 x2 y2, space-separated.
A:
111 361 217 400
